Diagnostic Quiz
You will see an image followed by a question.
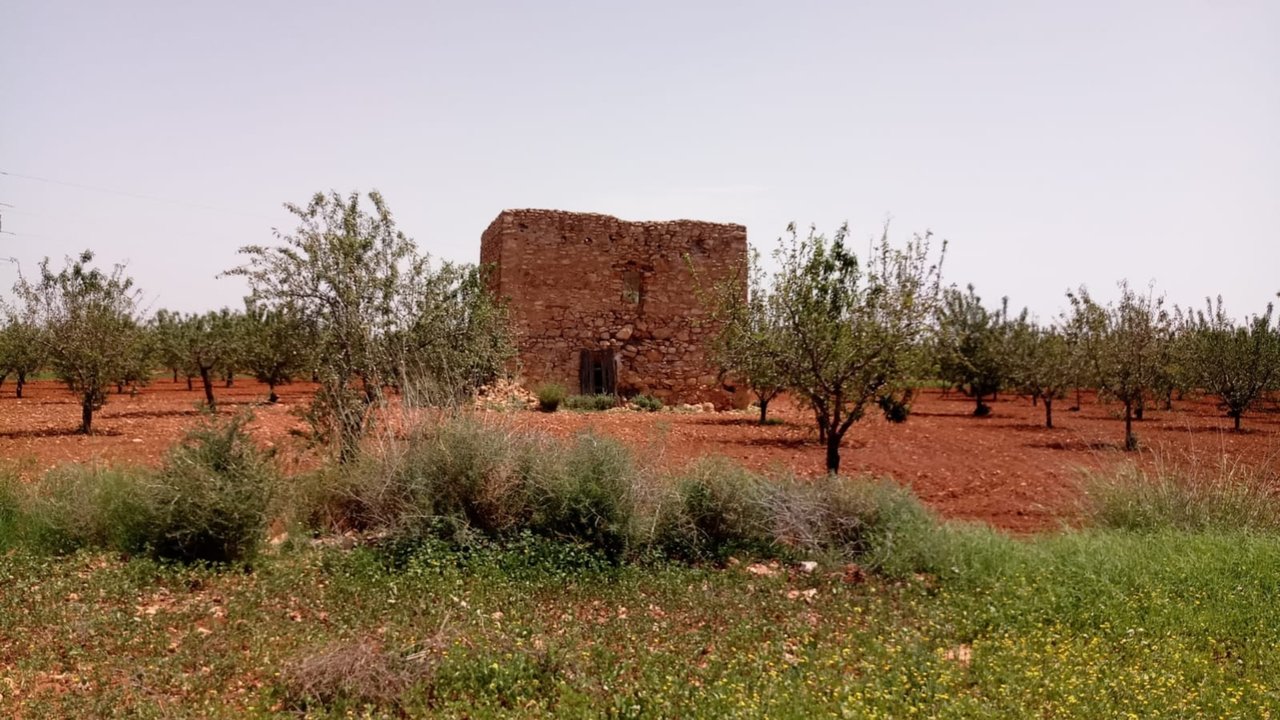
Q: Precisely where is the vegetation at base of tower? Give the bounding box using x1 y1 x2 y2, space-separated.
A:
1180 297 1280 431
630 393 663 412
563 393 618 411
224 190 513 463
768 222 945 474
534 382 567 412
10 251 145 433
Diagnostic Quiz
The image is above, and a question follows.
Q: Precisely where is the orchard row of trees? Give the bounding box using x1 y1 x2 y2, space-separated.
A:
709 226 1280 469
4 193 1276 472
1 191 513 459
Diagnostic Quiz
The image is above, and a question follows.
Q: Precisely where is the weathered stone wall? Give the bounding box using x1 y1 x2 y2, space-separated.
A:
480 209 748 407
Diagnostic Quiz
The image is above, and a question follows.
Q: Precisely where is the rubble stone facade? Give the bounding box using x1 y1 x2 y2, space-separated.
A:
480 209 748 407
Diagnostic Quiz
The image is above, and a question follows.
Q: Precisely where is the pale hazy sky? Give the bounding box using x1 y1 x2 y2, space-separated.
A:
2 1 1277 320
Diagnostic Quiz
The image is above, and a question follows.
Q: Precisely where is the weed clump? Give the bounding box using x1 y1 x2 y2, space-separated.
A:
563 394 617 411
631 394 663 412
533 382 567 412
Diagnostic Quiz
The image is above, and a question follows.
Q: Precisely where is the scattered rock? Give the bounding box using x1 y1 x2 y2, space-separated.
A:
798 561 818 574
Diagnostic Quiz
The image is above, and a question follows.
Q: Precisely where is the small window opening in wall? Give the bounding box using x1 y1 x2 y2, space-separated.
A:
622 268 643 304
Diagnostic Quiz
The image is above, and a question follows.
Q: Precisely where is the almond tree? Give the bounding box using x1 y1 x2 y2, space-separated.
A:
0 312 45 399
770 222 945 473
1067 282 1172 450
1183 297 1280 431
705 247 787 424
1007 314 1074 428
935 284 1012 416
241 301 310 403
178 309 241 410
226 190 512 462
14 251 144 433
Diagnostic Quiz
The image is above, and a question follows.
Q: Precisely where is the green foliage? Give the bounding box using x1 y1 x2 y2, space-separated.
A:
0 314 45 398
1066 282 1173 450
176 308 244 409
12 251 145 433
562 393 617 411
1006 316 1075 427
533 382 567 412
226 190 513 462
1180 297 1280 430
702 246 787 423
527 434 637 560
241 301 311 402
141 413 277 563
302 421 637 559
630 393 663 412
0 465 151 555
768 222 945 472
6 528 1280 717
935 284 1012 416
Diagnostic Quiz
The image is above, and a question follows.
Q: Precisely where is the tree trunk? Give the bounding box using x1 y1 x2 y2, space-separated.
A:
225 370 234 388
200 367 216 409
186 375 194 391
825 432 842 474
1044 398 1053 429
758 397 769 425
1124 401 1137 451
15 372 25 399
268 381 279 404
80 398 93 434
172 368 179 383
1032 394 1038 407
117 382 125 394
1234 413 1242 432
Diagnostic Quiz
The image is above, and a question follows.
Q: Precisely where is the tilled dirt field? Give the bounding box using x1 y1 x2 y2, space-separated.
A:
2 379 1277 532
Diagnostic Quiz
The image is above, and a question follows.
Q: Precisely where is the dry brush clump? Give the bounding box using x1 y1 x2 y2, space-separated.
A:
278 637 437 713
1083 452 1280 533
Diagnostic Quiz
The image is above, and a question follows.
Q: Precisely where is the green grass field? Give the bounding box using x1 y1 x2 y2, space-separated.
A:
2 528 1277 718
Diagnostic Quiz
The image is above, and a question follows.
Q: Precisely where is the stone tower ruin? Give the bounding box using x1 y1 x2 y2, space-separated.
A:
480 209 748 407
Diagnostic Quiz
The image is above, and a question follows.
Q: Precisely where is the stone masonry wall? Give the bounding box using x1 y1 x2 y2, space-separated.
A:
481 209 748 407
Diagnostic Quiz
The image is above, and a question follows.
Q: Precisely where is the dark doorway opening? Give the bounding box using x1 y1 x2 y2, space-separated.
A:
579 349 617 395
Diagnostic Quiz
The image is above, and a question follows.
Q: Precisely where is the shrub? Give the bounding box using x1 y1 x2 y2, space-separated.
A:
398 420 543 536
631 394 663 412
528 433 636 559
533 382 567 413
139 413 277 563
654 459 778 560
1084 459 1280 533
562 394 617 411
806 474 940 574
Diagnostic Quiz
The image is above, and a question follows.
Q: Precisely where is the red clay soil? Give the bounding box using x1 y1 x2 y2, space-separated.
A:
2 379 1278 533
